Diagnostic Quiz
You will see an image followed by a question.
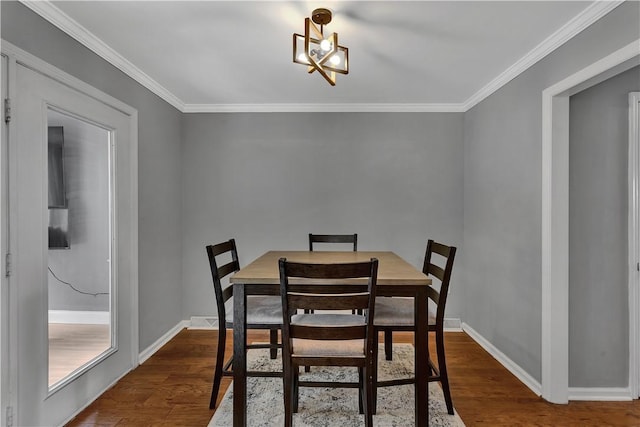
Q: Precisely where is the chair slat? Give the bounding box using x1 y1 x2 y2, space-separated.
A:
221 285 233 303
285 260 373 279
428 264 445 281
309 233 357 251
293 358 366 368
430 241 451 257
289 293 370 311
217 261 239 280
427 286 440 304
290 324 366 340
209 239 236 257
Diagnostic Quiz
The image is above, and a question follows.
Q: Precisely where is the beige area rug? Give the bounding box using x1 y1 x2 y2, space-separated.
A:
209 344 465 427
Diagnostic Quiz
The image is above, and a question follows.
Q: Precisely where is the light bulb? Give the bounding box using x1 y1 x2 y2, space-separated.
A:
320 39 332 52
297 53 309 63
330 55 341 66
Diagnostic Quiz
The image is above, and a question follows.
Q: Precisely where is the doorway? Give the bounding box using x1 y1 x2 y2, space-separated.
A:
541 41 640 403
2 42 139 426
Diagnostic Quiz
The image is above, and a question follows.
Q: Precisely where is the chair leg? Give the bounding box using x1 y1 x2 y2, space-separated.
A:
384 330 393 360
372 338 378 414
293 367 300 413
283 359 294 427
209 326 226 409
358 367 364 414
363 364 374 427
436 328 454 415
270 329 278 359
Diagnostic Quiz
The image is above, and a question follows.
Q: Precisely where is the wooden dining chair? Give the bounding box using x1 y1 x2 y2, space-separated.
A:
373 239 457 415
309 233 358 251
305 233 360 372
308 233 359 315
278 257 378 427
206 239 282 409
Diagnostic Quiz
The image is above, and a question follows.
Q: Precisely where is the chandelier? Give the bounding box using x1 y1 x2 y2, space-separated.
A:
292 8 349 86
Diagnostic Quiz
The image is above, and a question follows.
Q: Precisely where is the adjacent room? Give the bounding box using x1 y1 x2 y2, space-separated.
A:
1 1 639 426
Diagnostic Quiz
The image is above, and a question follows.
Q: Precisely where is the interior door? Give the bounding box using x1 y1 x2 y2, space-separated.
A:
10 62 137 426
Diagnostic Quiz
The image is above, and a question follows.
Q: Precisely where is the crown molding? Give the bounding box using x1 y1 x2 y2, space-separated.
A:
462 0 625 111
21 0 625 114
20 0 186 112
182 103 466 113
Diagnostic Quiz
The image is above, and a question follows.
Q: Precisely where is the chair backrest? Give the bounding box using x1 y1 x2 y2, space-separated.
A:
206 239 240 321
278 258 378 345
422 239 457 325
308 233 358 251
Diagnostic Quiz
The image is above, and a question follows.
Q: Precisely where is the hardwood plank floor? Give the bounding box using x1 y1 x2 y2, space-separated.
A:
66 329 639 426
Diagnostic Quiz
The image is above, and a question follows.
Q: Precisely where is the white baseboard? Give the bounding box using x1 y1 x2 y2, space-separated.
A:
462 322 542 396
48 310 110 325
568 387 633 401
138 320 189 364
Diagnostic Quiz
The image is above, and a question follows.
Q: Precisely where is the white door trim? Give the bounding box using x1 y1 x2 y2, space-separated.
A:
2 50 19 427
0 39 139 423
541 40 640 404
629 92 640 399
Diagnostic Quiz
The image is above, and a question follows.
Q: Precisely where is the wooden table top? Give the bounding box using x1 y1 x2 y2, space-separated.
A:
230 251 431 286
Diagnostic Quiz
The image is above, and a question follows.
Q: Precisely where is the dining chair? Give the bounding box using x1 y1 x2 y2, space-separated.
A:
278 257 379 427
305 233 360 372
373 239 457 415
309 233 358 251
308 233 359 314
206 239 282 409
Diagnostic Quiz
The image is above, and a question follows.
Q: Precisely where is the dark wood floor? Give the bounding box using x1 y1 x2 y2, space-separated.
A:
67 329 640 426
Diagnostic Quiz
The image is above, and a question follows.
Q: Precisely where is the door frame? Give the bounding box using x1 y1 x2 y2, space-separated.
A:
629 91 640 399
0 40 139 424
1 51 12 427
541 39 640 403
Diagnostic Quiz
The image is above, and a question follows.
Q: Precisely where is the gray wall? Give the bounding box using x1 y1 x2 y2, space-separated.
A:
48 110 110 312
2 1 184 350
569 66 639 388
462 1 640 384
181 112 464 318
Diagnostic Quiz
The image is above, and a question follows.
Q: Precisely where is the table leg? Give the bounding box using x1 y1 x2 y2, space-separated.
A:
233 283 247 427
414 289 429 427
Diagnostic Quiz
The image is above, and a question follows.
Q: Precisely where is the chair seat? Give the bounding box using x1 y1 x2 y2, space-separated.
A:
291 313 365 357
224 295 282 325
374 297 436 326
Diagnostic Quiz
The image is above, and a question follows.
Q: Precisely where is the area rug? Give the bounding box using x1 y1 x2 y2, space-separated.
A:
209 344 465 426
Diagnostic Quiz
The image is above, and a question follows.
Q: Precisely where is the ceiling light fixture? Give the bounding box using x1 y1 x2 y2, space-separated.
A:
292 8 349 86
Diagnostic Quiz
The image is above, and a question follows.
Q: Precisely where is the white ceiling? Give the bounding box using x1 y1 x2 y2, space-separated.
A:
23 1 621 112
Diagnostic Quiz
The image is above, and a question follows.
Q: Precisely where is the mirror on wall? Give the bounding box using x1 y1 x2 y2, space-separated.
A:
47 109 113 389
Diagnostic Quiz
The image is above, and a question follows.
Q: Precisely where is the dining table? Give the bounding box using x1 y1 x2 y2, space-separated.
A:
229 250 432 427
